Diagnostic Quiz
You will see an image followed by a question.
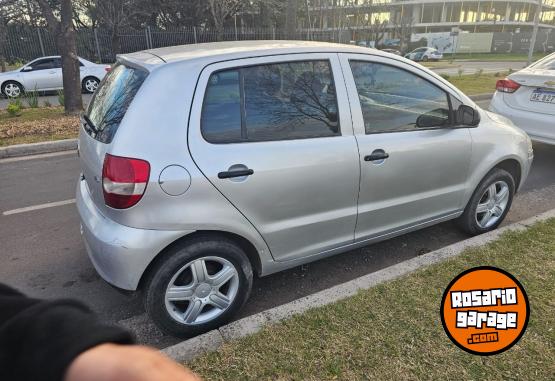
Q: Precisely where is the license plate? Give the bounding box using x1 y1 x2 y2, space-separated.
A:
530 89 555 104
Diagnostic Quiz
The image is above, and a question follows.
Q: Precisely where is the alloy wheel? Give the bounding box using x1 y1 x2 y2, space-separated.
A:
475 180 510 229
85 79 99 92
164 256 240 325
4 83 21 97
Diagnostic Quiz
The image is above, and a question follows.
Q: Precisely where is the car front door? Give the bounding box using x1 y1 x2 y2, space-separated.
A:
21 58 58 90
189 54 360 262
339 54 472 241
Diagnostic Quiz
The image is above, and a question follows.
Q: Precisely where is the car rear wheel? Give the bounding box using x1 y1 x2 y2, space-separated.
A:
457 168 515 235
144 236 253 338
82 77 100 93
2 81 23 98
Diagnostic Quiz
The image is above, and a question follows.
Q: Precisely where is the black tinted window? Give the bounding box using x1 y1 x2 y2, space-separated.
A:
350 61 450 133
32 59 55 70
201 60 340 143
201 71 242 143
85 63 148 143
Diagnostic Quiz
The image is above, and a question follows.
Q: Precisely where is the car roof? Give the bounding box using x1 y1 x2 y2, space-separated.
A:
118 40 379 68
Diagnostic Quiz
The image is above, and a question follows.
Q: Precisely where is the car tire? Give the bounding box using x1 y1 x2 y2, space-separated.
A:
457 168 515 236
422 55 429 62
2 81 23 98
82 77 100 93
144 236 253 338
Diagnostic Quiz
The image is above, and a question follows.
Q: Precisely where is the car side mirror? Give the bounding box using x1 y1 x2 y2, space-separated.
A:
416 109 449 128
21 66 32 72
456 105 480 127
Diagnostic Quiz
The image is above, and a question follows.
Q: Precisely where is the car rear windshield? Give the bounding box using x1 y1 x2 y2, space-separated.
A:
84 63 148 143
532 54 555 71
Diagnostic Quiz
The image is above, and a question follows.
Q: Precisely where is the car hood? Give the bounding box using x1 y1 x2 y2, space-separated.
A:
0 69 19 76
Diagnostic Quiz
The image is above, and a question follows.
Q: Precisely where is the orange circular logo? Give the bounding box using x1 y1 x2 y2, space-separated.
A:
441 266 529 355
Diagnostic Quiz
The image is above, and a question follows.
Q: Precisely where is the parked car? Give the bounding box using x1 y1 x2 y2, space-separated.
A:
405 47 443 61
0 56 110 97
77 41 532 338
380 48 402 56
490 52 555 145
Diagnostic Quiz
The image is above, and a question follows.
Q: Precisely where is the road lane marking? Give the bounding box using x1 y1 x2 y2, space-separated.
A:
0 150 77 164
2 198 76 216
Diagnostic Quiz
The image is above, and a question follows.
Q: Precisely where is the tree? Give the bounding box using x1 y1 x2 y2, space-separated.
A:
35 0 82 114
207 0 243 40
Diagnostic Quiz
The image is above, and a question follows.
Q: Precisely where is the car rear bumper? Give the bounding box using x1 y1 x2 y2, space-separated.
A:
76 177 193 290
490 93 555 145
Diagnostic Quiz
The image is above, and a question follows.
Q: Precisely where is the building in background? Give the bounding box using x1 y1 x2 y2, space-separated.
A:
306 1 555 52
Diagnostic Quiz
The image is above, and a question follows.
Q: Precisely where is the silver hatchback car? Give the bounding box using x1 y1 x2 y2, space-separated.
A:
77 41 533 337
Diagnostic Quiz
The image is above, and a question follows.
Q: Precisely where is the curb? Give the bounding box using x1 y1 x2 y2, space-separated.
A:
469 93 494 101
162 208 555 363
0 139 77 159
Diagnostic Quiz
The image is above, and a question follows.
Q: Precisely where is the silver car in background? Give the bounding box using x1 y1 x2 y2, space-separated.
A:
0 56 110 97
76 41 533 337
490 52 555 145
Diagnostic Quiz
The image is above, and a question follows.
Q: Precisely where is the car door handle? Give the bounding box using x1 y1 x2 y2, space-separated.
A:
364 151 389 162
217 168 254 179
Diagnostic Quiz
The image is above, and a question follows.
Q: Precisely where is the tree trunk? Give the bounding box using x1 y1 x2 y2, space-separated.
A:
37 0 82 114
215 19 224 41
285 0 297 40
111 28 121 60
58 0 82 114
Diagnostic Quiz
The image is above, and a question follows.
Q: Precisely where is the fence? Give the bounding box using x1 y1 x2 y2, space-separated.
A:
2 24 554 65
1 25 346 64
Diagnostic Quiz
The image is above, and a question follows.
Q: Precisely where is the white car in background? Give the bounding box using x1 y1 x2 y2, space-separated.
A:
0 56 110 98
490 52 555 145
404 47 443 62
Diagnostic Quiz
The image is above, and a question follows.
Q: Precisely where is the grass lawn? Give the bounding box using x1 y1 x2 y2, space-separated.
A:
445 71 507 95
0 106 79 147
189 219 555 380
441 52 550 62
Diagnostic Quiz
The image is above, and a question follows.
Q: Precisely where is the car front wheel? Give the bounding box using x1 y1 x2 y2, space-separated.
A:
457 168 515 235
82 77 100 93
2 81 23 98
144 236 253 338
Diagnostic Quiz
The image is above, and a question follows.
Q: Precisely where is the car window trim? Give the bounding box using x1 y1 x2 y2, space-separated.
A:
200 58 342 144
348 58 457 135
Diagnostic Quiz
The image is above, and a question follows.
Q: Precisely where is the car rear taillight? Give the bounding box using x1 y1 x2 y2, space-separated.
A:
496 78 521 93
102 154 150 209
105 66 111 72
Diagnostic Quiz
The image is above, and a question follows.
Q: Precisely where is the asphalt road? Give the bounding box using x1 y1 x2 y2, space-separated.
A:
1 99 555 348
432 60 527 76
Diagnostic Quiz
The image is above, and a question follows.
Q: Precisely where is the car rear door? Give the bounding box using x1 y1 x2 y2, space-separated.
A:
188 54 360 262
339 53 472 240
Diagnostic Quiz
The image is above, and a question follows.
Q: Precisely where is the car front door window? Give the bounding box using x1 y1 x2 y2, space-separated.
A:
350 61 451 133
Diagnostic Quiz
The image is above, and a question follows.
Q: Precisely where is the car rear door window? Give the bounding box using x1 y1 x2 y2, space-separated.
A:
349 61 451 134
85 63 148 143
201 60 340 143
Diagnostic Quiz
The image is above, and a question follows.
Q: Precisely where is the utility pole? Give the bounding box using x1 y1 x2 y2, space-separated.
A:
528 0 542 66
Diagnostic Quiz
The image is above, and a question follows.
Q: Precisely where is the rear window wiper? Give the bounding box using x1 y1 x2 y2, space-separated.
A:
82 114 98 134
